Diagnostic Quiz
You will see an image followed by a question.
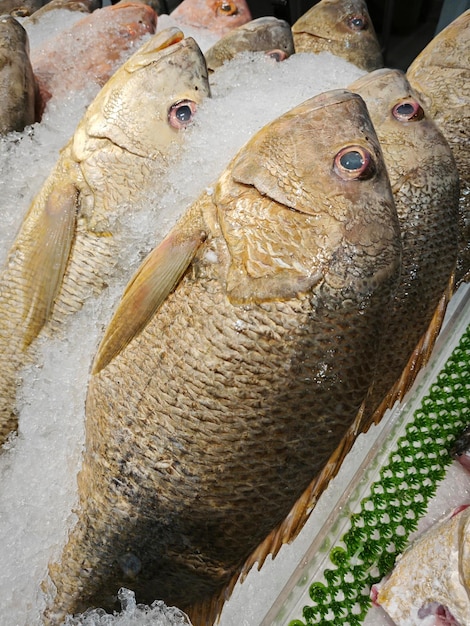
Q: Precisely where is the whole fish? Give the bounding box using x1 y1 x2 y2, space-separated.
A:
42 89 401 625
204 16 294 71
348 68 459 430
0 27 210 447
292 0 383 71
31 1 157 118
0 15 37 134
407 10 470 285
372 505 470 625
170 0 251 36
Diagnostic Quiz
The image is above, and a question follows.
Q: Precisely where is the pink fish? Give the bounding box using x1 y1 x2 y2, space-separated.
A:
32 1 157 117
170 0 251 36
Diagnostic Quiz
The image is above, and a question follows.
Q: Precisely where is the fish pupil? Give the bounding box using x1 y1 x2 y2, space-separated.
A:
348 15 366 30
340 150 363 171
176 105 192 122
396 103 415 116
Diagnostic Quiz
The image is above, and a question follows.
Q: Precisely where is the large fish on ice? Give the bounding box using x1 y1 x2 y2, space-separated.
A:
291 0 383 71
31 1 157 118
0 27 210 448
204 16 294 71
170 0 251 36
348 68 459 430
407 10 470 285
42 89 401 625
0 15 37 134
372 505 470 625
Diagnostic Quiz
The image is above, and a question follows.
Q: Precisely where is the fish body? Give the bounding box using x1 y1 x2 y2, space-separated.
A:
0 0 45 16
0 28 210 447
31 1 157 117
0 15 37 133
25 0 102 22
43 90 401 623
372 505 470 625
407 10 470 285
204 16 294 71
170 0 251 36
348 68 459 429
291 0 383 71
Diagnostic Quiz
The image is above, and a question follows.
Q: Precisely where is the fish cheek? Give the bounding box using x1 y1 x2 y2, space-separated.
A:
215 183 328 304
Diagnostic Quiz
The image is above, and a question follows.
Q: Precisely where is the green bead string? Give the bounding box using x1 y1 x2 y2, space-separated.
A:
289 323 470 626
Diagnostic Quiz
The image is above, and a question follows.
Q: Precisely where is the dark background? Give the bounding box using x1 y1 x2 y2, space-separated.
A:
164 0 451 71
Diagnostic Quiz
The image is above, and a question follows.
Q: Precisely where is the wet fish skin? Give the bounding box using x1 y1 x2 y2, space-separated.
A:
31 1 157 118
0 15 37 134
348 68 459 429
204 16 294 71
0 29 210 447
292 0 383 71
170 0 252 36
407 10 470 285
42 90 401 622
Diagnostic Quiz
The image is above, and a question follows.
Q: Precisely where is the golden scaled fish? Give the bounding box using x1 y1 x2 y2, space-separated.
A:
0 0 44 17
170 0 252 37
0 15 37 134
31 1 157 118
291 0 383 71
42 89 401 625
348 68 459 431
407 10 470 285
372 505 470 625
0 28 210 448
204 16 295 71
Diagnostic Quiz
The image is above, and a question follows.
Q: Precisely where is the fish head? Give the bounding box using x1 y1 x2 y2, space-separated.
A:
292 0 383 71
212 89 401 304
74 28 210 159
97 1 157 36
204 16 295 70
170 0 252 36
406 10 470 123
0 14 29 54
349 68 458 192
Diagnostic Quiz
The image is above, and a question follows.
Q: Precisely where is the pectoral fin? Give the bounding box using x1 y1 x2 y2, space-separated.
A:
21 181 78 347
92 224 207 375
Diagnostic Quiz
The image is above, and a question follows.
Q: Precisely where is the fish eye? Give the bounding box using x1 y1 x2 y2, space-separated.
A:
392 99 424 122
215 0 238 15
347 15 367 30
334 146 375 180
168 100 197 129
265 49 288 62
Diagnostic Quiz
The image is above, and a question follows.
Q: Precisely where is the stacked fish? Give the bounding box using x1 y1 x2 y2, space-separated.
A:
0 0 468 625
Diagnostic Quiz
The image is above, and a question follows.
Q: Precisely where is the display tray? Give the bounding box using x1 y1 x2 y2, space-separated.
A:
260 283 470 626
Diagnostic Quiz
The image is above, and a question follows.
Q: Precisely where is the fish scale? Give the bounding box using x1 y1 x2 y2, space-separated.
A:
0 29 211 448
406 9 470 285
42 90 401 624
